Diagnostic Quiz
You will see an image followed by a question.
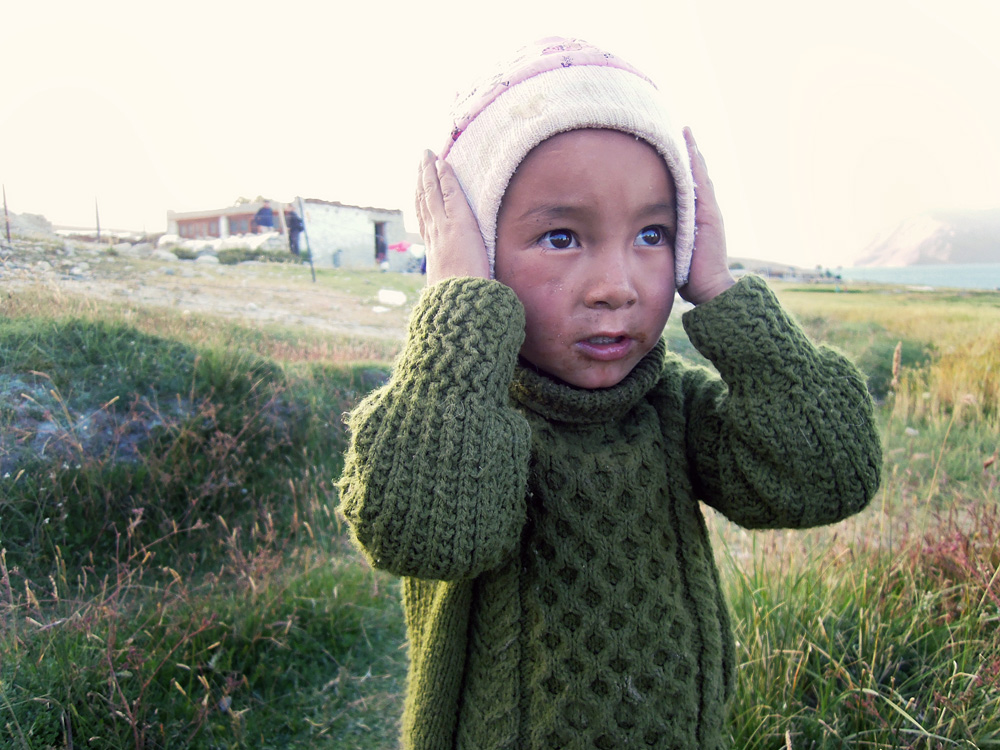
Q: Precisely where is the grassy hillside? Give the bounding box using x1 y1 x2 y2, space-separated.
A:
2 272 998 748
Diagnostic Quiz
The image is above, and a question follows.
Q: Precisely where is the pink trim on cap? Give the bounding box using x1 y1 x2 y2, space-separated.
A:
440 37 656 159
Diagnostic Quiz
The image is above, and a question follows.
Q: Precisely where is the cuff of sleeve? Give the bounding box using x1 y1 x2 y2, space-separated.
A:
396 277 526 397
680 275 811 381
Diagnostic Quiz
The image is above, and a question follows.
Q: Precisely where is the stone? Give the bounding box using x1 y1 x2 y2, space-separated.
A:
377 289 407 306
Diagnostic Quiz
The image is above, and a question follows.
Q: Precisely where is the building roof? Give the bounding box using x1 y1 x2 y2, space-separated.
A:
169 198 402 221
298 198 403 215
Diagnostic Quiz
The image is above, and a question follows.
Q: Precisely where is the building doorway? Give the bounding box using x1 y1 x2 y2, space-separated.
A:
374 222 388 266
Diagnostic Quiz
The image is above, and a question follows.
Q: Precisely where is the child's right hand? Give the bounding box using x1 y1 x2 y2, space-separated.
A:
416 150 490 284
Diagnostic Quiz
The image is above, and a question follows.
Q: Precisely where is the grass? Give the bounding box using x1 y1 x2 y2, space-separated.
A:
713 283 1000 748
2 272 999 748
1 275 404 748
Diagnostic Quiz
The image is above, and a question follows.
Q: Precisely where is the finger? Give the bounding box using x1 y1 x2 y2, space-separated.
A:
683 128 721 225
435 158 467 221
684 127 713 197
417 150 443 213
415 154 429 238
415 150 443 238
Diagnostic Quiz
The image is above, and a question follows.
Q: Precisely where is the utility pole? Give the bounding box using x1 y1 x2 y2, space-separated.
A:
3 184 11 245
297 196 316 283
95 197 101 243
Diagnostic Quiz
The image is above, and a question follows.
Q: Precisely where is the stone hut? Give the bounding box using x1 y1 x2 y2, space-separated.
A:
167 199 407 269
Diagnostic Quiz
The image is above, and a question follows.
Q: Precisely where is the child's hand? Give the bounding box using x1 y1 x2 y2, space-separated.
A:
416 150 490 284
678 128 736 305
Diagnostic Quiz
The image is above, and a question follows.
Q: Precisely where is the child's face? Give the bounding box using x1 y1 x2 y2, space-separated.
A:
495 129 676 389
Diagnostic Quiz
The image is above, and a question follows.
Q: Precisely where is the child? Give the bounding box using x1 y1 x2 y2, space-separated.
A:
338 37 881 749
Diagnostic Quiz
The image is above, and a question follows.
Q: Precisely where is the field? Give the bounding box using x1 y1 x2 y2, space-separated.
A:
1 255 998 749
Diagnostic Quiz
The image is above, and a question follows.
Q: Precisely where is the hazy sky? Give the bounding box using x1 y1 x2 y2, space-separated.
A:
3 0 998 267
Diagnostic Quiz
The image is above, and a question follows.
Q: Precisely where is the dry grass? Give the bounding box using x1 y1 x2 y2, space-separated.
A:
2 272 998 748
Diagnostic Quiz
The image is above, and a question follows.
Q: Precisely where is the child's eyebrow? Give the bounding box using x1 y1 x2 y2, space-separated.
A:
515 201 677 224
637 202 677 223
514 204 586 223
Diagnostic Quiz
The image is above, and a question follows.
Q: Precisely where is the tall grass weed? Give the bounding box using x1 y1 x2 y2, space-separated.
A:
2 276 998 748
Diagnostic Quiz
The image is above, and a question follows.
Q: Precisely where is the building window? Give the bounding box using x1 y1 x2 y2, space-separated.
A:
230 216 250 235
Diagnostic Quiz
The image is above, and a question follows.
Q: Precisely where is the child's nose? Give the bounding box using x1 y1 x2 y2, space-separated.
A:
583 260 638 310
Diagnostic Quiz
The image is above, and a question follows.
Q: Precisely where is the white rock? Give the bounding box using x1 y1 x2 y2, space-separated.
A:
377 289 407 306
196 254 220 264
152 249 178 261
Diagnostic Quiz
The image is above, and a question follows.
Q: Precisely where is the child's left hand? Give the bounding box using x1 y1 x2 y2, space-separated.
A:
415 150 490 285
678 128 736 305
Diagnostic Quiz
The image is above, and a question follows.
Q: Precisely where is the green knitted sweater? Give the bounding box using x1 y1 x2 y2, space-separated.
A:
338 275 881 749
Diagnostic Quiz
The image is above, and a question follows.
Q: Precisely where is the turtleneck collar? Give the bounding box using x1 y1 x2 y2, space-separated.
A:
509 339 667 425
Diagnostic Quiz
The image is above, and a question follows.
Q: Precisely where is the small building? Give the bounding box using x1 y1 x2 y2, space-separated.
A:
298 199 407 269
166 199 407 269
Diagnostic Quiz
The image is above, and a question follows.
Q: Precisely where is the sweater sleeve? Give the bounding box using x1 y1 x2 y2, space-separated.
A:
337 277 532 580
678 275 882 529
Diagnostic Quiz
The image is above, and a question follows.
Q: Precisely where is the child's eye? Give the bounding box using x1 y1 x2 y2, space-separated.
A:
635 225 672 247
538 229 579 250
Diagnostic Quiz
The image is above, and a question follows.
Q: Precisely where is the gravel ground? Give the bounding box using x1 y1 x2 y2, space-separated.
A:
1 231 416 473
1 235 416 340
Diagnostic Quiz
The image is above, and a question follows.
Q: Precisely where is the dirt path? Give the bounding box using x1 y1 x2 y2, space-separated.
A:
2 238 418 341
2 237 422 473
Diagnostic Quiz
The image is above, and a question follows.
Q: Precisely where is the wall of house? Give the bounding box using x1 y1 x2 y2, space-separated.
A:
299 201 405 269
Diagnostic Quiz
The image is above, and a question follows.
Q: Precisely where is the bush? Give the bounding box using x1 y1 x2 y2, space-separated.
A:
216 248 298 265
0 316 372 575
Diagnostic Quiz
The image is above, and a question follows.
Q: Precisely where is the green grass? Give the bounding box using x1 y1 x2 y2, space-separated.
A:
1 279 401 748
2 275 999 748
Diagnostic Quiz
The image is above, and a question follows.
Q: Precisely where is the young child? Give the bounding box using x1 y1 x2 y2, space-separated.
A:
338 38 881 749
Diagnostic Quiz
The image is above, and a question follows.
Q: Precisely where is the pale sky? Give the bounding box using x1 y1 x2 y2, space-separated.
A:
3 0 998 268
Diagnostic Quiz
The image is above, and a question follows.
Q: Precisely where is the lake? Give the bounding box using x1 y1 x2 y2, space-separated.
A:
837 263 1000 291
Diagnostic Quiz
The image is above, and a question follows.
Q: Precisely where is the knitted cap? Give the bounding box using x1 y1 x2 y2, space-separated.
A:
442 37 695 287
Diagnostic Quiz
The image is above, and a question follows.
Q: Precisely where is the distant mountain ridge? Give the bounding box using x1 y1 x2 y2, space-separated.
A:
856 209 1000 267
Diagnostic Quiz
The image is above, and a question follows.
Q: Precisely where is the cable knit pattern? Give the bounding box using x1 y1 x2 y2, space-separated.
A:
337 274 882 749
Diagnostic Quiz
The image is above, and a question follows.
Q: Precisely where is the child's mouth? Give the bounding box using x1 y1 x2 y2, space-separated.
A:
577 334 633 361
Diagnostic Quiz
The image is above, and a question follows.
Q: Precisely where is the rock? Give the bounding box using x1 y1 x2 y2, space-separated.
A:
132 242 154 255
196 254 220 264
376 289 407 306
8 211 53 238
152 249 179 262
189 242 215 256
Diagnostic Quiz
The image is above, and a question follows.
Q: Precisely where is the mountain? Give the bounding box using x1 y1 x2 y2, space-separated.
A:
855 209 1000 267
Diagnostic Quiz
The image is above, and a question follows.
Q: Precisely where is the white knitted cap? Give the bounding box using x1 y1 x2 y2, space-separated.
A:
442 38 694 286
